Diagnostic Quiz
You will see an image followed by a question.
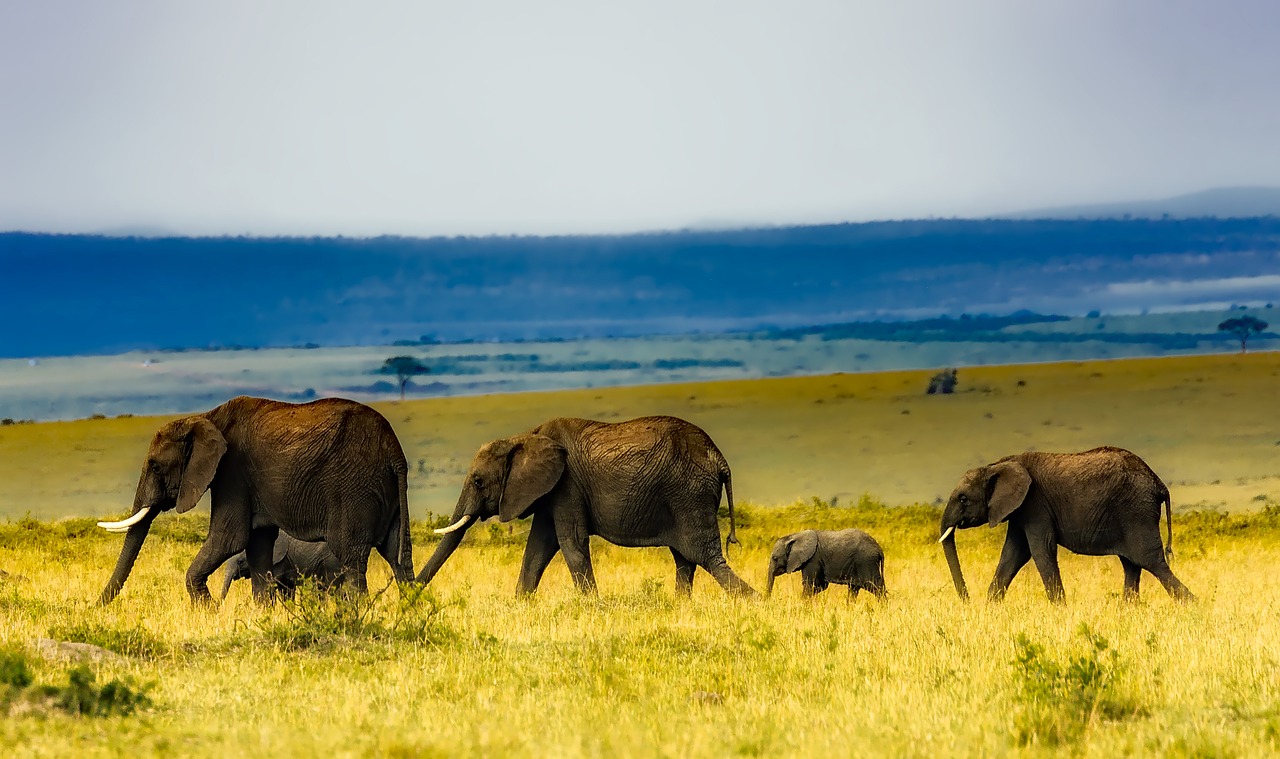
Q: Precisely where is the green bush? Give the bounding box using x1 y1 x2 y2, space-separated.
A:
1010 624 1145 747
1 647 151 717
255 581 459 652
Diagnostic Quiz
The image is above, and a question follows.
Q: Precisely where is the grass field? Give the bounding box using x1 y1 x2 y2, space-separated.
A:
1 352 1279 756
2 351 1277 521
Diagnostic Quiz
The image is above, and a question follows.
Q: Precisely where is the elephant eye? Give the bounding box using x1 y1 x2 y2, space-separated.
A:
958 494 969 504
471 475 483 488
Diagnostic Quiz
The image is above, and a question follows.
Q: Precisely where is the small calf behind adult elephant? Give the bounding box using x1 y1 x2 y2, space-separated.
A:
766 529 886 600
219 533 344 602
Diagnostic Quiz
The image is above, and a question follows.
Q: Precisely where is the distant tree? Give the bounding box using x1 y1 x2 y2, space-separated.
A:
380 356 429 400
1217 316 1268 353
927 368 958 395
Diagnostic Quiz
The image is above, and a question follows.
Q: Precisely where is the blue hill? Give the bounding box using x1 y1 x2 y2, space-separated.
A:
2 217 1278 357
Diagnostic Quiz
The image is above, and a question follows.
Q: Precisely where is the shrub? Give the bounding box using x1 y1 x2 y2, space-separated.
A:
1010 624 1145 747
1 647 151 717
255 581 459 652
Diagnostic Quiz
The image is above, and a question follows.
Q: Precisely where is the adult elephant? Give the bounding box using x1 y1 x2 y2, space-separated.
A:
417 415 757 597
219 533 343 602
96 396 414 605
938 446 1194 604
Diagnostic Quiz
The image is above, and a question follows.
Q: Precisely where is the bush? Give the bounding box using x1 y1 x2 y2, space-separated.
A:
1010 624 1145 747
927 368 958 394
255 581 459 652
1 647 151 717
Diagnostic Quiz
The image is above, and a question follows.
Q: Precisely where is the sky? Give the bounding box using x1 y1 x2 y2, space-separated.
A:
2 1 1279 237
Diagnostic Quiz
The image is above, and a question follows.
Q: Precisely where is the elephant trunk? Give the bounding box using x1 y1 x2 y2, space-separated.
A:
219 568 236 602
765 568 777 597
98 508 158 605
940 526 969 600
416 526 469 584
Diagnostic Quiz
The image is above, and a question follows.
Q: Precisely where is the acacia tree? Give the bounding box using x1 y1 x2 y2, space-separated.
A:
1217 316 1268 354
381 356 429 400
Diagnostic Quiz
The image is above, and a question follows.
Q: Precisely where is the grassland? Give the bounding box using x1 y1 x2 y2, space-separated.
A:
1 352 1279 756
2 351 1277 521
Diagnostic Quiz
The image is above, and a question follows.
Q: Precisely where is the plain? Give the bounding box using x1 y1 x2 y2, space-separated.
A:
1 351 1278 756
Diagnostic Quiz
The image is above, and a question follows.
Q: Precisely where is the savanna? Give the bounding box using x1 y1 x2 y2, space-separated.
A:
2 352 1279 757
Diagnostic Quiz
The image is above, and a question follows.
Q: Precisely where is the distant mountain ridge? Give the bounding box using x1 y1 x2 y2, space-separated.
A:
1004 186 1280 220
2 216 1279 357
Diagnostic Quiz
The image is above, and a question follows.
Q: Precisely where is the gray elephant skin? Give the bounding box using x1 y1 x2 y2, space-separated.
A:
417 415 756 597
766 529 886 599
219 533 344 602
938 446 1194 604
96 396 414 605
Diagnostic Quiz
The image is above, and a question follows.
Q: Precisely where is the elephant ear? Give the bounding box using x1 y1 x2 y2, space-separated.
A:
499 434 566 522
986 460 1032 527
785 531 818 573
176 417 227 513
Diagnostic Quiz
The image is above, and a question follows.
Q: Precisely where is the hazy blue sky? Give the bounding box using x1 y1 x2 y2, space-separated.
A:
2 1 1278 236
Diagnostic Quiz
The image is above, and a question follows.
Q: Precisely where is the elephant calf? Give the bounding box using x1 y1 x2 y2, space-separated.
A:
219 533 343 602
766 529 886 600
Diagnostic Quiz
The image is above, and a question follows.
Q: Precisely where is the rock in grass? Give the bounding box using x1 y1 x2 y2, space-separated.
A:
34 639 125 664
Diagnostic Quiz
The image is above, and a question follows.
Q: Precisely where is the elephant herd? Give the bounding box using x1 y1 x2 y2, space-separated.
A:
95 395 1194 607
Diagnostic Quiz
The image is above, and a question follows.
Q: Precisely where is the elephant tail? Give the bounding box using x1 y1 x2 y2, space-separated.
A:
392 459 414 582
1163 489 1174 560
719 459 740 553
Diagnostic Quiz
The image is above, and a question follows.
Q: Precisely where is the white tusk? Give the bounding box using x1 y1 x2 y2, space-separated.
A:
433 515 474 535
938 526 955 544
97 506 151 533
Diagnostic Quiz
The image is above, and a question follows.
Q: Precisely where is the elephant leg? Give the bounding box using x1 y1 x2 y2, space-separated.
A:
1135 549 1195 603
671 548 696 597
1119 556 1142 601
847 584 860 600
374 528 414 585
246 526 280 605
988 527 1032 602
330 542 372 597
186 538 248 605
516 510 561 595
701 556 758 598
556 530 597 594
1026 530 1066 604
800 566 823 597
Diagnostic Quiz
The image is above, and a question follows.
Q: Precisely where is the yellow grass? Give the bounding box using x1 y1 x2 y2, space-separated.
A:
1 352 1279 756
2 351 1277 520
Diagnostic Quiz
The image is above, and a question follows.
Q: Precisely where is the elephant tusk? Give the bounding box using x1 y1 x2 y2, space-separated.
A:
433 514 474 535
98 506 151 533
938 526 955 544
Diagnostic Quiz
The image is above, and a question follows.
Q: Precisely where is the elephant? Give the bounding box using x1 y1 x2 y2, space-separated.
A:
219 532 343 602
766 529 886 600
96 396 414 605
417 415 757 597
938 446 1194 604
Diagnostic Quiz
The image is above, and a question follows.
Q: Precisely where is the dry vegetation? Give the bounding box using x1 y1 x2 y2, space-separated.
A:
2 351 1277 520
1 352 1279 756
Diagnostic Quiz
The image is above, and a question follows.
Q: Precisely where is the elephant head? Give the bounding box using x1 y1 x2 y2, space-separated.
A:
97 416 226 605
765 531 817 596
938 459 1031 599
416 433 566 584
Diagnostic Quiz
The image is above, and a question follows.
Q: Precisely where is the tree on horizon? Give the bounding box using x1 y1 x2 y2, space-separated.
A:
380 356 429 400
1217 315 1268 353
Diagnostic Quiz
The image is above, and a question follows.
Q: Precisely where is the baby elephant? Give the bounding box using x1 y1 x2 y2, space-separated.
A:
219 533 343 602
766 529 886 599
